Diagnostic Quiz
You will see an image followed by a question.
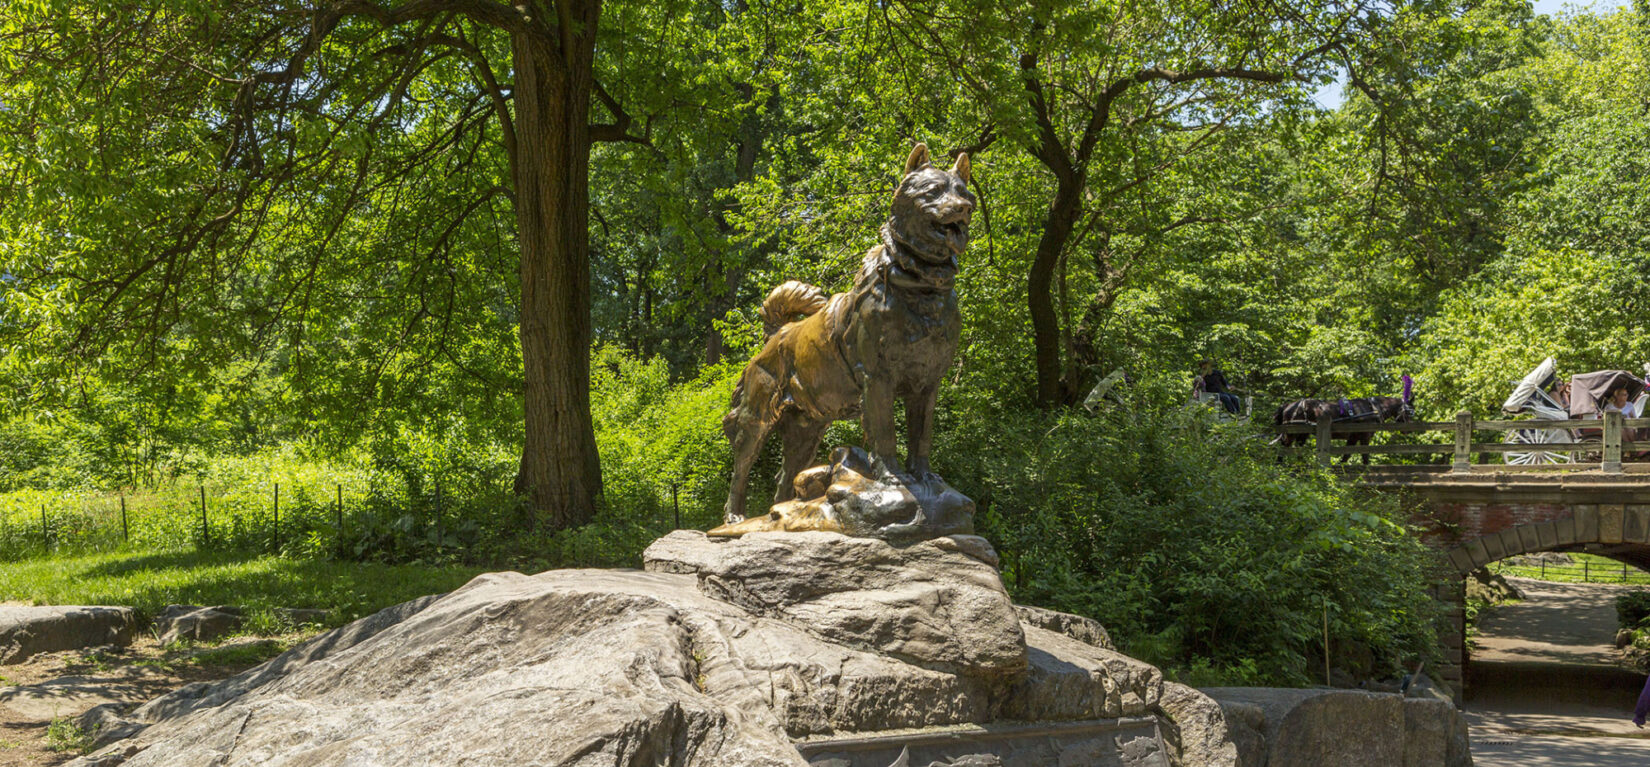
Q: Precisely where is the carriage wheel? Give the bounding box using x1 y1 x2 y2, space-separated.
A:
1503 428 1575 465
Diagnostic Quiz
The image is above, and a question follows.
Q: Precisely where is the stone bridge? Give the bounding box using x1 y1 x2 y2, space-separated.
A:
1360 468 1650 697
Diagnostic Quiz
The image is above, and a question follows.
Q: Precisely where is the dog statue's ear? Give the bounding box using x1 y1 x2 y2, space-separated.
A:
951 153 971 185
903 143 930 175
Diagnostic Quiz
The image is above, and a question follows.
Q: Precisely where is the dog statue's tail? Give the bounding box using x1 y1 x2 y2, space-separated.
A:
760 281 828 336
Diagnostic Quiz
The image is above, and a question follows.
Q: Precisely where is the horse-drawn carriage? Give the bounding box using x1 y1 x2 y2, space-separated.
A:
1500 357 1649 464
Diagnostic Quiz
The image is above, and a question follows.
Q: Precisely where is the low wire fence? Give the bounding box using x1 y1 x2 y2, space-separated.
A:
0 480 528 563
1488 555 1650 585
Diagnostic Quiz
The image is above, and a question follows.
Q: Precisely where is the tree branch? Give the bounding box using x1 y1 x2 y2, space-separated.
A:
589 78 650 145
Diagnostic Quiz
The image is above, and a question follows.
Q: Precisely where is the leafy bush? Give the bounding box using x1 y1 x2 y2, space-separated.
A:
1617 591 1650 630
938 375 1440 685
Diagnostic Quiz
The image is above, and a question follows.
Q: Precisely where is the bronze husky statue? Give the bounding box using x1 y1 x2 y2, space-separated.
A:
723 143 974 523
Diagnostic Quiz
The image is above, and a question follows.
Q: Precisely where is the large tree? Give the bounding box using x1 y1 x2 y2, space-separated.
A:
0 0 666 527
870 0 1390 405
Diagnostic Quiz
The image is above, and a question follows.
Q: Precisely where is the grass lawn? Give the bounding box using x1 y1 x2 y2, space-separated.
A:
0 549 489 627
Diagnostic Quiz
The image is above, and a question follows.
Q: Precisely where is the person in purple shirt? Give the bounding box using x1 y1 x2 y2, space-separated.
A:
1636 674 1650 727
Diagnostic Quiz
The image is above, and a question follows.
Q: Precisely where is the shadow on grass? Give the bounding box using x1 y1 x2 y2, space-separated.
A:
80 549 250 578
7 548 485 624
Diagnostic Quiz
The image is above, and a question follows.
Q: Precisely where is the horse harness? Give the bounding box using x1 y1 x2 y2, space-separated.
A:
1278 397 1406 426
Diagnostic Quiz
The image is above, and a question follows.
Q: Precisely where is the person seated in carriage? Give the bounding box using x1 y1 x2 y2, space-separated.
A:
1605 384 1638 418
1195 359 1241 414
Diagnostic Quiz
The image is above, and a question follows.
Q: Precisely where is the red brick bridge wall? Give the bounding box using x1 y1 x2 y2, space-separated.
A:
1363 473 1650 698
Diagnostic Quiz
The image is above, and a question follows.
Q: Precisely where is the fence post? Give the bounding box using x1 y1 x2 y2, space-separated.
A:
1604 410 1624 474
336 484 344 558
40 503 48 549
1316 418 1333 468
1452 411 1474 473
1584 559 1590 583
673 484 681 530
273 483 280 553
120 495 128 543
199 485 209 547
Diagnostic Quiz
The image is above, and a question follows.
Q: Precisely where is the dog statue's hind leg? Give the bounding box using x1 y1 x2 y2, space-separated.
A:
774 416 828 504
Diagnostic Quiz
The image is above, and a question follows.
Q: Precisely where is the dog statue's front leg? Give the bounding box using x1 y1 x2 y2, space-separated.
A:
860 377 902 479
904 385 941 482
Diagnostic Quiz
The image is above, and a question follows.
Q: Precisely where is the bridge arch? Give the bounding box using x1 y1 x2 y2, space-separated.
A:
1441 513 1650 575
1358 472 1650 698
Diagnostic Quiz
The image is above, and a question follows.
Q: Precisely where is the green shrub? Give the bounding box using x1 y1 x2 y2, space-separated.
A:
1616 591 1650 630
46 717 95 753
939 375 1440 685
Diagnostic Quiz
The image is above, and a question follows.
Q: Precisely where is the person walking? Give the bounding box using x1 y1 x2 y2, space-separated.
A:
1635 672 1650 727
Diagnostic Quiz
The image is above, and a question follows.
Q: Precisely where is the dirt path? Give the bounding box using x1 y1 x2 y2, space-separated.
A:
0 637 292 766
1467 576 1650 766
1475 577 1635 667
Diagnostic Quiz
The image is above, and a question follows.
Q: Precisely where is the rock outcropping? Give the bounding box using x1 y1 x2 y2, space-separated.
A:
67 532 1467 767
72 532 1184 767
0 605 135 664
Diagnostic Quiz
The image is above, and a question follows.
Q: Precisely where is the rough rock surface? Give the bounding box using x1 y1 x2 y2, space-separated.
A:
154 605 245 645
643 530 1026 676
71 573 807 767
1403 697 1471 767
0 606 135 664
1154 682 1238 767
1202 687 1471 767
71 565 1170 767
0 667 171 720
1015 604 1113 650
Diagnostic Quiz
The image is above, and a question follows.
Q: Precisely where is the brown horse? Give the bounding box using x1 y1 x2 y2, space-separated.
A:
1273 396 1413 464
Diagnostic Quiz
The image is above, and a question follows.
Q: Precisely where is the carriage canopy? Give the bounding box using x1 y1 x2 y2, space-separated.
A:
1503 357 1558 414
1569 370 1646 418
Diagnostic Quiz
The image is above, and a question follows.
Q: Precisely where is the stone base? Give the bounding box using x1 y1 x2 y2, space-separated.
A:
1202 687 1470 767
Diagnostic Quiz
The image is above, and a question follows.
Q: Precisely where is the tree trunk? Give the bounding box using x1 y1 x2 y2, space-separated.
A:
1028 179 1082 406
511 18 603 530
706 112 764 366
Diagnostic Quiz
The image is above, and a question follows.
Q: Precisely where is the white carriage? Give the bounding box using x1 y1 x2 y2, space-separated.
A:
1501 358 1649 464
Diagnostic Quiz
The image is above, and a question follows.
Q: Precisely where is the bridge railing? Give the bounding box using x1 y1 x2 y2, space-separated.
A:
1276 411 1650 473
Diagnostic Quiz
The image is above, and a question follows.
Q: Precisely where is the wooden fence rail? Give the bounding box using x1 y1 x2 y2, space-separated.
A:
1276 411 1650 474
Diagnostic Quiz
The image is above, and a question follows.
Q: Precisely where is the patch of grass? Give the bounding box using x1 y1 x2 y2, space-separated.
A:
67 648 118 674
189 639 288 667
0 548 486 624
1489 552 1650 585
45 717 94 753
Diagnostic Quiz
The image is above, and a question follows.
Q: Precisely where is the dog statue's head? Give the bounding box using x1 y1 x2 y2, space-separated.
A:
888 143 975 264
